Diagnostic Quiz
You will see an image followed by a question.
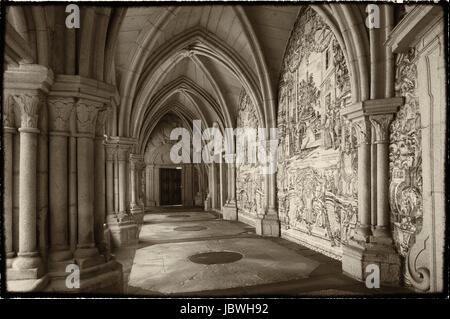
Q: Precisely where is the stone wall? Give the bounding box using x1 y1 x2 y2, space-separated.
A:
276 7 356 259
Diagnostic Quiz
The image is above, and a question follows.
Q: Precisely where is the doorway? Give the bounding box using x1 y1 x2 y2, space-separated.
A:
160 168 182 205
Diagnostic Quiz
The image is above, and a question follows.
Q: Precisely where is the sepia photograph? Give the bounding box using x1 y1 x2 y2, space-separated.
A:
0 0 448 308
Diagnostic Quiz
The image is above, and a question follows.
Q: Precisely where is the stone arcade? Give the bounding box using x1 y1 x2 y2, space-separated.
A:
2 4 446 294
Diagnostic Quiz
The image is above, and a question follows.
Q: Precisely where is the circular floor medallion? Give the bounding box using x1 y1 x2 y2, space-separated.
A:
174 225 207 231
188 251 243 265
167 215 190 218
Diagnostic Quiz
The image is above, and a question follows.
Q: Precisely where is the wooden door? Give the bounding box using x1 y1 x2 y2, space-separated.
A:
160 168 182 205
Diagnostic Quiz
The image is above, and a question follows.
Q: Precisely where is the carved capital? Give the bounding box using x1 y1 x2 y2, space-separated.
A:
48 97 74 133
12 94 41 129
3 95 15 128
75 99 101 135
117 146 130 161
105 144 117 161
351 117 372 145
369 114 394 143
95 109 107 137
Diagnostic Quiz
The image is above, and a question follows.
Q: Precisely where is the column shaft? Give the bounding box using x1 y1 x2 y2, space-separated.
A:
4 129 15 259
15 128 42 269
76 136 96 251
49 133 71 259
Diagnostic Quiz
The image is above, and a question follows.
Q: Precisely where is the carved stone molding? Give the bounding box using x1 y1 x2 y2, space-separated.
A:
48 97 74 133
117 146 130 162
3 95 15 128
105 144 117 161
95 109 107 137
351 117 372 145
369 114 394 144
75 99 101 135
12 94 42 129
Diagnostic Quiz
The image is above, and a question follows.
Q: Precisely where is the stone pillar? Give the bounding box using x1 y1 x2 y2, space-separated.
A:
341 98 403 285
222 154 237 220
209 163 217 210
11 94 43 276
370 114 395 239
129 154 139 209
183 164 194 206
154 166 160 206
48 97 74 263
68 116 78 253
145 164 155 207
255 140 280 237
130 154 144 224
118 146 130 217
106 138 139 248
73 99 103 264
3 96 16 268
105 143 117 220
94 110 107 248
353 117 373 241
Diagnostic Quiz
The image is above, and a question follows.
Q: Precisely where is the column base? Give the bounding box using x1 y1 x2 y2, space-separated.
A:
6 252 15 268
9 253 44 280
6 275 50 292
342 236 401 286
255 214 280 237
222 203 237 221
107 218 139 248
204 198 211 211
130 207 144 225
74 246 104 269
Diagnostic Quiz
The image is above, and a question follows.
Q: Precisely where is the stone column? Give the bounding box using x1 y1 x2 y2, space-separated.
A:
48 97 74 262
352 117 373 241
256 140 280 237
129 154 139 209
222 154 237 220
117 146 130 218
105 143 117 220
74 99 101 261
145 164 155 207
341 98 402 285
3 96 16 267
94 110 107 247
370 114 395 239
129 154 144 224
68 115 78 253
209 163 217 210
154 166 160 206
11 94 43 274
183 164 194 206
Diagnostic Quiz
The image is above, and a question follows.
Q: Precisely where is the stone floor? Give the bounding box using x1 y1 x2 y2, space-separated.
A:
114 207 412 296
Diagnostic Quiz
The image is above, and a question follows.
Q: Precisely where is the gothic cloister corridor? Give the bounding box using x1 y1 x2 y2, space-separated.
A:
2 2 446 299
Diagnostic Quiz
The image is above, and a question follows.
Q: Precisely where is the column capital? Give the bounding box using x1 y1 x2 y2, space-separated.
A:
3 94 16 129
369 114 395 144
95 109 108 138
342 97 404 146
12 93 42 130
105 143 117 161
48 97 75 133
352 117 372 145
75 99 102 136
117 145 131 161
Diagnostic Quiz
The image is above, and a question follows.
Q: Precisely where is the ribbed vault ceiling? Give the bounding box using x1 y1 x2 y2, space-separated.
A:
114 5 301 147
